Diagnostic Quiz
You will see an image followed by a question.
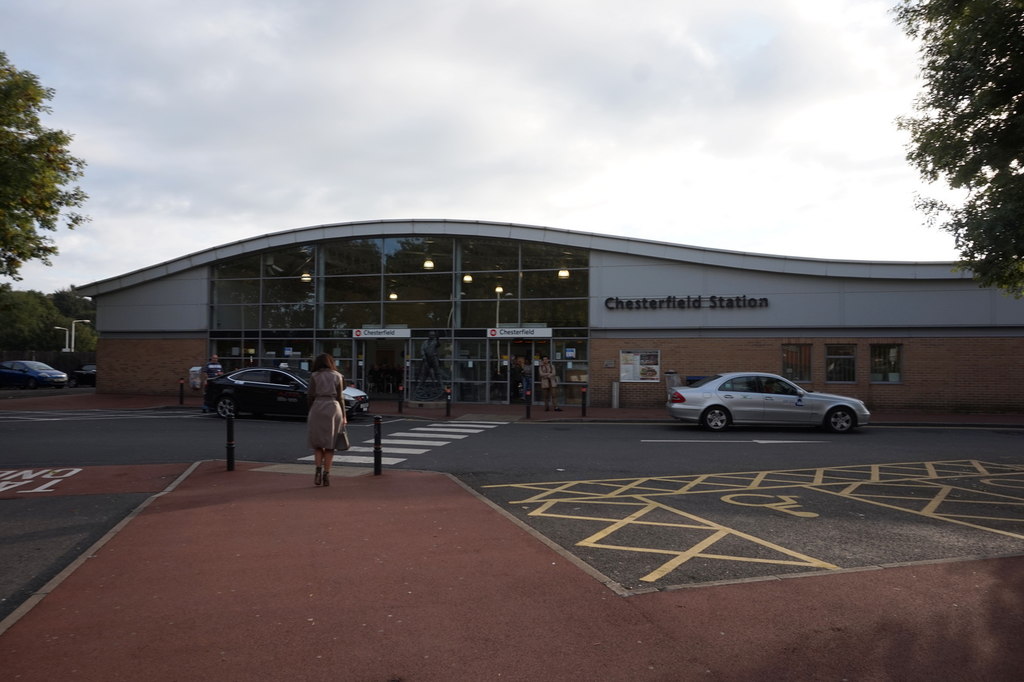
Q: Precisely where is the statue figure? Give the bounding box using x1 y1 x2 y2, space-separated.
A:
413 332 445 401
417 332 441 383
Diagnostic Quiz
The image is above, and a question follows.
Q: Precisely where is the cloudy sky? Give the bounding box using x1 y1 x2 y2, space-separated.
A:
3 0 958 294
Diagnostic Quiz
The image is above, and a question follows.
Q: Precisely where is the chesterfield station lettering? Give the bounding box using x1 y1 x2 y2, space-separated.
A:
604 295 770 311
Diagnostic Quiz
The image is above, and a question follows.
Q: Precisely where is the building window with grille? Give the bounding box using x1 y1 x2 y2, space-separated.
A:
825 344 856 382
870 344 902 383
781 344 811 382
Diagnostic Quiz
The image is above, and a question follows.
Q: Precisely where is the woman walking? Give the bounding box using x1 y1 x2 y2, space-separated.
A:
307 353 346 486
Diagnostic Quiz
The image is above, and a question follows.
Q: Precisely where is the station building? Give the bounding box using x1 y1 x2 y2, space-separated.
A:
77 219 1024 413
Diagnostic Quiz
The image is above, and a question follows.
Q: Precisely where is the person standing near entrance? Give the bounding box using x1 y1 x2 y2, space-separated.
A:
539 355 561 411
200 354 224 413
204 354 223 379
306 353 346 487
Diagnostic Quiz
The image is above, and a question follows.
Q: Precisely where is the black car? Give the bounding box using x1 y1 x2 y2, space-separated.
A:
203 366 370 419
68 364 97 387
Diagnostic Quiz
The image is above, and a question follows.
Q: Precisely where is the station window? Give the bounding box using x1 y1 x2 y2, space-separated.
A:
870 344 902 383
781 344 811 382
825 344 856 382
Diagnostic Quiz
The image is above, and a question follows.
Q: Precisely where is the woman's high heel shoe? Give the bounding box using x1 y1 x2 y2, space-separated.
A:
322 471 330 487
314 467 323 486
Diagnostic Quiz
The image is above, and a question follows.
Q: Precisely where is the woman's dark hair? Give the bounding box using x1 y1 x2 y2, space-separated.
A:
311 353 337 373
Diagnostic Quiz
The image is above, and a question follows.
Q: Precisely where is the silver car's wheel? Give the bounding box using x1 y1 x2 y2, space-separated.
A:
700 406 730 431
825 407 855 433
215 395 237 419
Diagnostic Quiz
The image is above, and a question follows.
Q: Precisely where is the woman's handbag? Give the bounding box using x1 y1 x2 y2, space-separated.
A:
334 426 350 451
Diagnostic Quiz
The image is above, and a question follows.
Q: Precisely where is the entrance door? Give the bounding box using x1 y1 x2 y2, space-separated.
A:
358 339 408 397
491 340 541 403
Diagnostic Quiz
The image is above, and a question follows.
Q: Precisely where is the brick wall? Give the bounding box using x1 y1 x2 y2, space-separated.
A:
590 336 1024 413
93 334 1024 412
96 338 207 395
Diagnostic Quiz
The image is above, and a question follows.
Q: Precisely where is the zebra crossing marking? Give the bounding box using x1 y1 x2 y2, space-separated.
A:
390 431 470 439
297 420 505 468
412 426 488 434
379 438 451 447
299 454 408 465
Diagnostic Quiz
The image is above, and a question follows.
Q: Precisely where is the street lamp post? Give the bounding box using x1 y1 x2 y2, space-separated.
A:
54 326 70 352
71 319 91 352
494 286 504 327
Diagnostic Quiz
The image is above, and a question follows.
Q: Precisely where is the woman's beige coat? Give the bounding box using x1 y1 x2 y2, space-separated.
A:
307 369 344 449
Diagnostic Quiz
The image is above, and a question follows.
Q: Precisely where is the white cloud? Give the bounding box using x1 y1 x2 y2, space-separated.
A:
2 0 959 293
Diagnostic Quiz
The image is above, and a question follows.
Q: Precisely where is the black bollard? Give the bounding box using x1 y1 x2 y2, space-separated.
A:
581 385 588 418
226 414 235 471
445 386 452 418
397 385 404 414
525 389 532 419
373 415 383 476
178 377 185 405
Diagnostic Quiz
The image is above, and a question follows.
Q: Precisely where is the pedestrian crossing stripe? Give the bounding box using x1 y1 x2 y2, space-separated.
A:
295 419 505 467
351 445 429 455
298 454 408 465
335 455 406 465
376 438 449 447
391 431 470 439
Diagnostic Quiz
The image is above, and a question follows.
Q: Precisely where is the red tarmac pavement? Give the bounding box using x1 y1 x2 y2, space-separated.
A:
2 391 1024 679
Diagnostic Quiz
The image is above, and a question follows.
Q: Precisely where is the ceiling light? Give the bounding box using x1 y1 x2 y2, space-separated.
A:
423 258 435 270
388 292 398 300
463 274 473 283
557 269 570 279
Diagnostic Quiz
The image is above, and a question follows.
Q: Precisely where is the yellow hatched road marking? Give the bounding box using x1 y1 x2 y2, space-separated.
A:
570 496 838 582
812 485 1024 541
484 459 1024 585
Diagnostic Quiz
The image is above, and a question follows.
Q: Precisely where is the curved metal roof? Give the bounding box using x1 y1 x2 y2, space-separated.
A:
77 218 963 296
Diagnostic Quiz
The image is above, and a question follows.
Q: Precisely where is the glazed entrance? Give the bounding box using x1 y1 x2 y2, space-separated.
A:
490 340 539 404
357 338 408 399
337 335 585 407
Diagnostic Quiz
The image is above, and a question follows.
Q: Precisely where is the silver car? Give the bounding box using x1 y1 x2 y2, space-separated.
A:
666 372 870 433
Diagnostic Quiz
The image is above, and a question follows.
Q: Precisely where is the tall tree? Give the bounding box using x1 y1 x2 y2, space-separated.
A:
894 0 1024 297
0 284 96 351
0 284 65 350
0 51 89 281
50 286 95 320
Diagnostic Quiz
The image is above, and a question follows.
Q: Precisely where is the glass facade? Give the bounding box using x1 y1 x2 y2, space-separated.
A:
210 236 590 405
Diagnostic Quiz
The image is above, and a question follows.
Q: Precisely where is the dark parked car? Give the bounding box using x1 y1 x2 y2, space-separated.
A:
68 363 97 387
0 360 68 389
666 371 870 433
204 366 370 419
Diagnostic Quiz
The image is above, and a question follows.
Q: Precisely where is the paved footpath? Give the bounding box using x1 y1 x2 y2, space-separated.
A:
2 392 1023 680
